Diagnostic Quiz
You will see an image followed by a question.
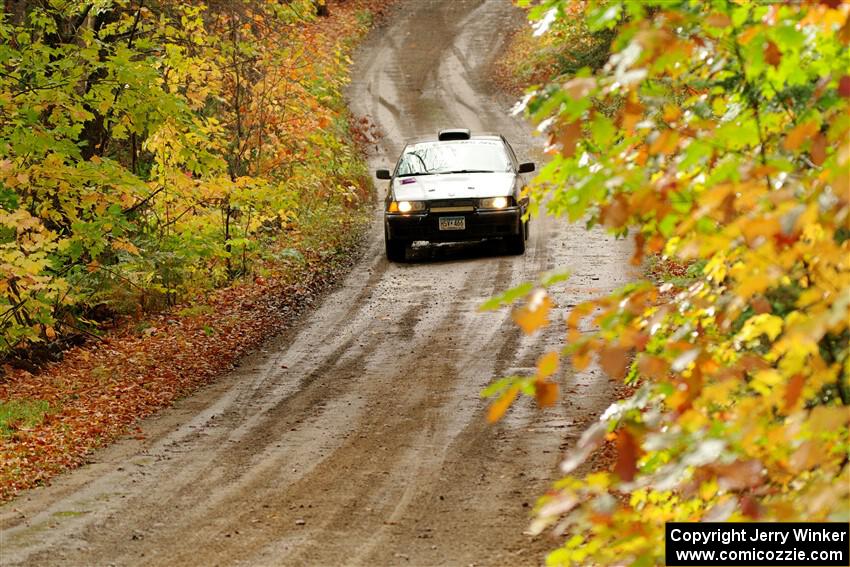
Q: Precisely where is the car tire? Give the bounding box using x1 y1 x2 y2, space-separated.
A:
507 222 527 255
385 235 408 262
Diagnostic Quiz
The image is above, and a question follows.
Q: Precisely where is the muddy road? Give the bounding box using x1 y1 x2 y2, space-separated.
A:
0 1 633 565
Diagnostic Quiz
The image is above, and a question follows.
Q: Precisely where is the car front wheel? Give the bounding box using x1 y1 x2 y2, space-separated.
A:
385 232 408 262
507 221 527 255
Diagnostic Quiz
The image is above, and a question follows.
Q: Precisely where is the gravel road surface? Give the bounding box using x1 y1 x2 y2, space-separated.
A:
0 1 634 565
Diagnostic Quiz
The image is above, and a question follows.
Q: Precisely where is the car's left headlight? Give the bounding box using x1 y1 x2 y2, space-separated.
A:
388 200 427 213
479 196 509 209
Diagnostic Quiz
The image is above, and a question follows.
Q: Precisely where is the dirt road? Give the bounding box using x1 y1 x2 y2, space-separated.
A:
0 1 633 565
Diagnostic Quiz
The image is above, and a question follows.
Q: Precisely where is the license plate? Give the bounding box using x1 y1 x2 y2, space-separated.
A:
438 216 466 231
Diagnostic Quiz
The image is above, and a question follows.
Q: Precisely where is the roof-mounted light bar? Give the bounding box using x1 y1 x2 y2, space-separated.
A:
437 128 471 141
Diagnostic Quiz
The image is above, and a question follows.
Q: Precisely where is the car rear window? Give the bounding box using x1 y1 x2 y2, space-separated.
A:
396 140 512 176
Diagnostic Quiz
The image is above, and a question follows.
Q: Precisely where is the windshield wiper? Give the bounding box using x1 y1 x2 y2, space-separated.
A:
441 169 497 174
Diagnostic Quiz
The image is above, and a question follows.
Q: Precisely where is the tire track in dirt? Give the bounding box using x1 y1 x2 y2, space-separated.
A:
0 1 635 566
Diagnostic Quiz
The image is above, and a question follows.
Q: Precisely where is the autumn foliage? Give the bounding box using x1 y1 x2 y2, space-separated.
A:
0 0 389 500
0 0 379 358
487 1 850 564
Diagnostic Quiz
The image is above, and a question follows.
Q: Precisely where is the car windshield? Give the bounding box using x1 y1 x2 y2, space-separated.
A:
396 140 512 176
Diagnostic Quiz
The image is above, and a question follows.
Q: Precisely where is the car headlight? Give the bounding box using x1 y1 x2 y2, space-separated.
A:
479 196 509 209
389 200 426 213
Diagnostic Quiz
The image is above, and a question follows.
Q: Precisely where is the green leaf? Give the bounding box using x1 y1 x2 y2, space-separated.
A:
479 282 534 311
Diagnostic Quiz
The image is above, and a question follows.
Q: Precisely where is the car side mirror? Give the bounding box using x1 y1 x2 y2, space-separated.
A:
376 169 392 180
517 162 535 174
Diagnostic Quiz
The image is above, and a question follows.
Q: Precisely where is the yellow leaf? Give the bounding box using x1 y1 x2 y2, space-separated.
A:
699 478 719 501
488 385 520 423
663 105 682 122
701 380 736 406
740 216 781 245
537 351 559 379
738 313 784 343
751 369 782 396
112 239 140 255
704 252 728 283
735 273 772 300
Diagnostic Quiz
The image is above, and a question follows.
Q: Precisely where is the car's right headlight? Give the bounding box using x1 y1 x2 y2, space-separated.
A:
388 200 427 213
479 196 510 209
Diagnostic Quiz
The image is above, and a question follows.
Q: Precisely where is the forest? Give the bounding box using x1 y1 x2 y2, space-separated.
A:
0 0 847 565
0 0 373 362
489 1 850 564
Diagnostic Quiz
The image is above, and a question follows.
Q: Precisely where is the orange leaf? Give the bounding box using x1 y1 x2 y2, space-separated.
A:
631 233 646 266
572 345 592 371
706 13 731 28
839 75 850 98
563 77 596 100
783 120 819 151
740 495 761 520
710 459 763 490
764 41 781 67
839 15 850 45
810 133 827 165
601 194 629 228
740 216 781 245
488 385 520 423
662 105 681 123
620 94 644 134
535 380 559 408
537 351 559 379
556 120 582 158
512 290 552 335
648 130 679 156
783 373 805 413
638 354 668 380
738 26 761 45
614 428 639 482
566 302 593 330
751 296 772 314
600 346 631 380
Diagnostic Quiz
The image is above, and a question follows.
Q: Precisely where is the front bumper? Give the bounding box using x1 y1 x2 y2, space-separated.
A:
385 207 523 242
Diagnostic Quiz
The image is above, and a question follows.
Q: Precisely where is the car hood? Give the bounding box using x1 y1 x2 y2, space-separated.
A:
391 172 515 201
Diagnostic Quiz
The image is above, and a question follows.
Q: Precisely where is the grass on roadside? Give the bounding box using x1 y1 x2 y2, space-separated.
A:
0 400 54 437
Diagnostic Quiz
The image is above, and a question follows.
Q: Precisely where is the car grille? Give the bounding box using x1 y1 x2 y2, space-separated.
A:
428 199 475 208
